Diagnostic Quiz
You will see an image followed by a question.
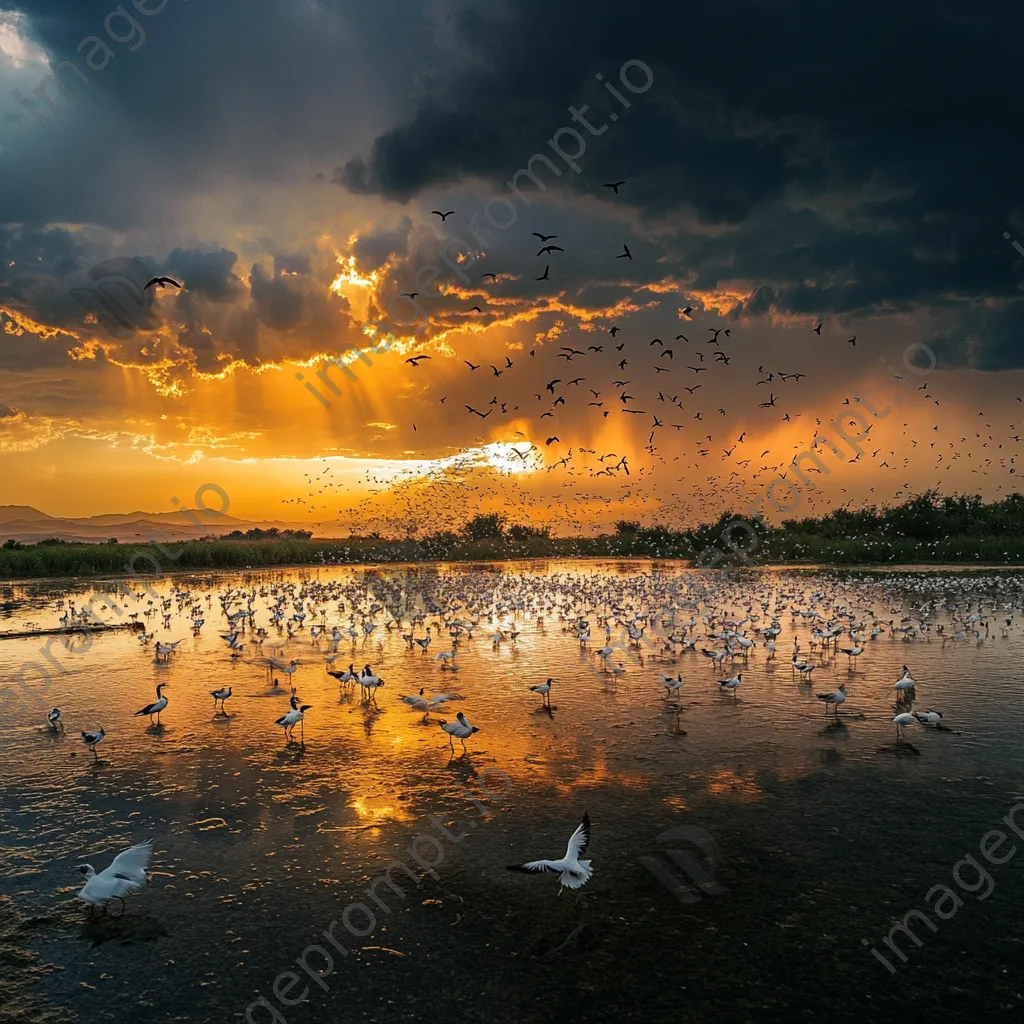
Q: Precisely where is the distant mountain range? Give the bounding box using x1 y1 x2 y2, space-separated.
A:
0 506 314 544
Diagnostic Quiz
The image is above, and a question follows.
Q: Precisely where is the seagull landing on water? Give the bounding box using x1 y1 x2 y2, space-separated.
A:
400 688 457 719
210 686 232 714
47 707 63 731
815 683 847 715
507 812 593 891
77 839 153 915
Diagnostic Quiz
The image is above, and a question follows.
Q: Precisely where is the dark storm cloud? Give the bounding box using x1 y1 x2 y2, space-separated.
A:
338 0 1024 369
165 248 244 303
273 252 312 277
1 0 434 226
350 217 414 272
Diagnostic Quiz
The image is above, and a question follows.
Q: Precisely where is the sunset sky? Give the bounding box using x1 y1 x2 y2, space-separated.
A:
1 0 1022 534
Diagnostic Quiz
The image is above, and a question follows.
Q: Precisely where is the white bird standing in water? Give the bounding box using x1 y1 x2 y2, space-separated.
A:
360 665 384 702
893 711 918 739
154 640 181 660
76 839 153 915
135 683 169 726
507 812 593 891
438 711 479 752
530 678 553 705
913 709 944 727
815 683 847 715
210 686 232 713
719 673 741 695
660 673 682 697
894 666 916 691
328 663 357 687
81 728 105 759
275 695 311 742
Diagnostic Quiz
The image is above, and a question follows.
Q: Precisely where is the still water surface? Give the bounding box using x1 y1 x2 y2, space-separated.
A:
1 561 1023 1023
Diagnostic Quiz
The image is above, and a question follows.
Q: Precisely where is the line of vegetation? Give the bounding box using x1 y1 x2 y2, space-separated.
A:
1 492 1023 579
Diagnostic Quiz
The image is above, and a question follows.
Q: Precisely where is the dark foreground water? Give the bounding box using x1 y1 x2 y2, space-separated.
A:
1 562 1023 1024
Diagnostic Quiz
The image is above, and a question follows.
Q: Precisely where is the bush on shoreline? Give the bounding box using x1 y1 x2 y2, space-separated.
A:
2 492 1023 579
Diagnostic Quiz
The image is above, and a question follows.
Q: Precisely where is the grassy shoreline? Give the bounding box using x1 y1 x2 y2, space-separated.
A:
2 532 1024 580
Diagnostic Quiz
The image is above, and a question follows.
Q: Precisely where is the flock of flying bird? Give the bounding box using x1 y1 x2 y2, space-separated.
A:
38 565 1013 913
264 182 1024 540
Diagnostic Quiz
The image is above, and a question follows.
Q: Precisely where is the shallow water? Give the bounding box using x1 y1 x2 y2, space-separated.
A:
2 561 1023 1024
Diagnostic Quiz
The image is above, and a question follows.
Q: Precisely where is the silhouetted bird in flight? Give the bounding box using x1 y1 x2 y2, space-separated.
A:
432 210 455 221
615 245 633 260
533 232 558 242
603 181 626 193
536 265 550 281
144 277 181 290
537 245 564 256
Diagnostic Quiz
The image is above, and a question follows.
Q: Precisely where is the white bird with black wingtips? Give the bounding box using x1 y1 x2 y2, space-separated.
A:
530 678 553 705
47 707 63 731
135 683 169 725
815 682 847 715
275 695 311 741
507 812 593 891
81 727 105 759
894 665 916 692
210 686 232 714
76 839 154 915
438 711 479 752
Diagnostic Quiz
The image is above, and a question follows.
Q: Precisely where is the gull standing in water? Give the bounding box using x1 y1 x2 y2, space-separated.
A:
438 711 479 752
275 695 311 742
210 686 232 714
47 707 63 731
81 728 105 759
660 673 683 697
507 812 593 891
360 665 384 702
719 673 741 696
530 678 554 705
894 666 916 692
77 839 153 915
328 663 358 688
135 683 170 726
893 711 918 740
815 683 847 715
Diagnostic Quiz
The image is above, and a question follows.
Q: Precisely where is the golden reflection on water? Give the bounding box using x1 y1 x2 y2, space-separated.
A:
2 560 1024 867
